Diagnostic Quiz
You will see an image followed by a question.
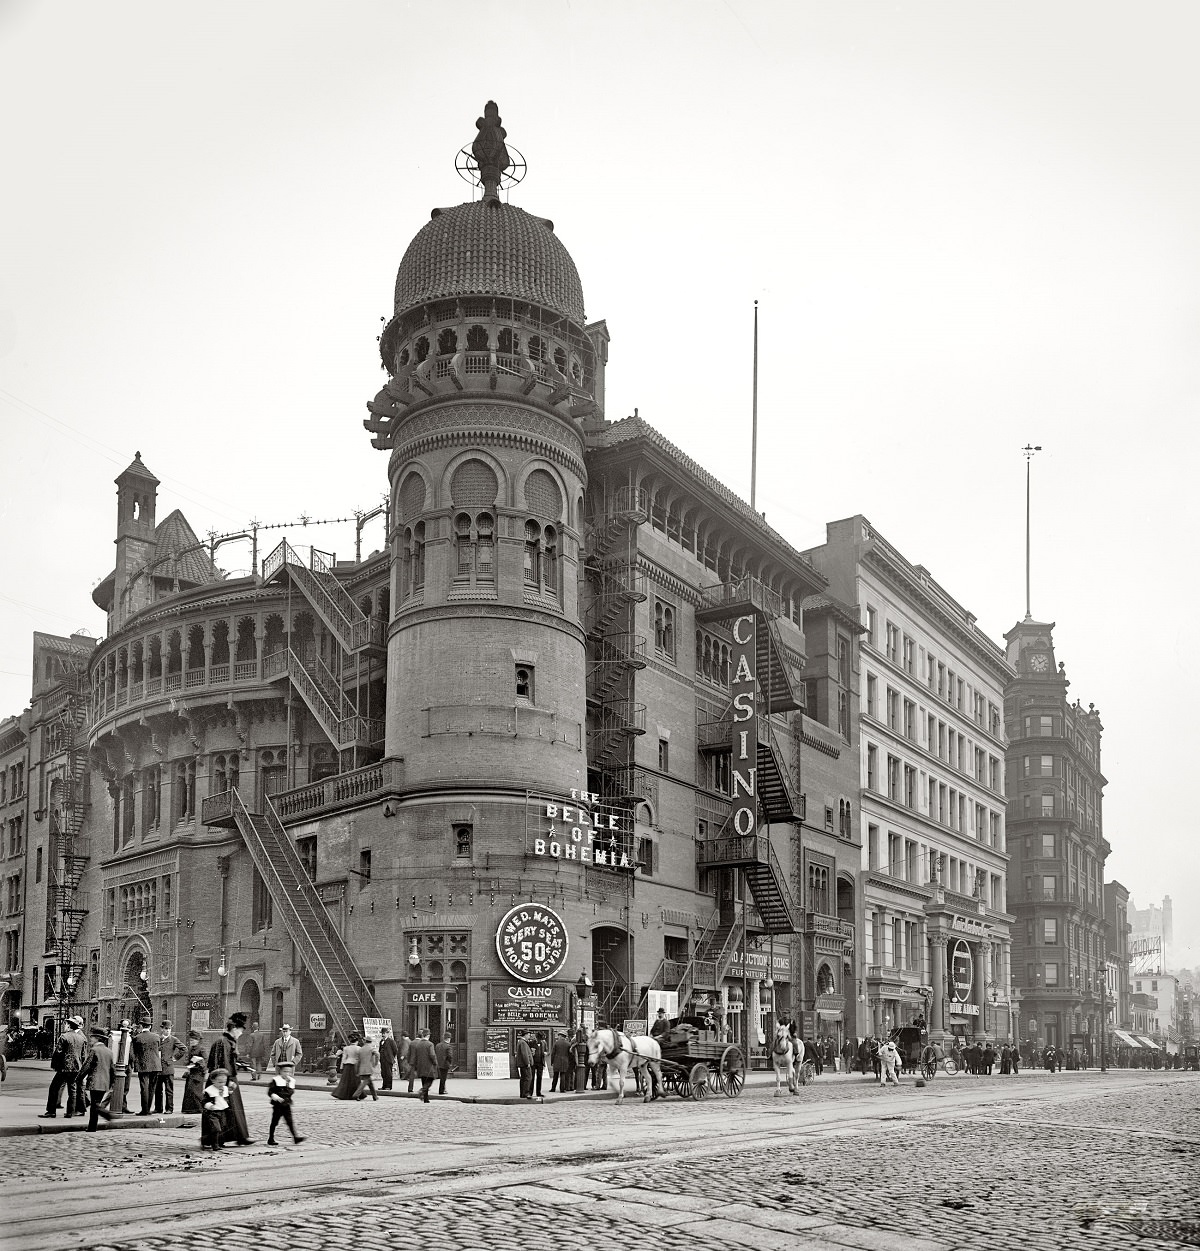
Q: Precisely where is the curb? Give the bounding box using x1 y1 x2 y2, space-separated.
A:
1 1113 199 1138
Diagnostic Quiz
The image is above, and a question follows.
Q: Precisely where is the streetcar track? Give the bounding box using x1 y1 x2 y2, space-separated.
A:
6 1075 1187 1251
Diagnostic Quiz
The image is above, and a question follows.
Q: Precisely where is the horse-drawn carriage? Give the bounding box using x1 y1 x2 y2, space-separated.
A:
657 1020 745 1099
889 1023 950 1079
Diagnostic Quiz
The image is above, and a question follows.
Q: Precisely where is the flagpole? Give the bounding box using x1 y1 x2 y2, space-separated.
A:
751 301 759 510
1022 444 1041 620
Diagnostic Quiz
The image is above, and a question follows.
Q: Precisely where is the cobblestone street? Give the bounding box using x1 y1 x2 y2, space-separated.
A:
3 1070 1197 1250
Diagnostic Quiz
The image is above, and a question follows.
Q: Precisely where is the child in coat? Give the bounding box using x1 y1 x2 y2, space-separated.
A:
266 1060 305 1145
202 1068 234 1150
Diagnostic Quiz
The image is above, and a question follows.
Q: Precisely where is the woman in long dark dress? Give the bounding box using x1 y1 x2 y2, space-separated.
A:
206 1013 254 1144
181 1030 207 1113
331 1033 361 1099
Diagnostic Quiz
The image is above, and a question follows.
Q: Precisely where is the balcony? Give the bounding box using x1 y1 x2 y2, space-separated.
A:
274 759 405 824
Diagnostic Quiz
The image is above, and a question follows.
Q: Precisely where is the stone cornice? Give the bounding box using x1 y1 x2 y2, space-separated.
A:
389 603 585 646
388 400 587 484
863 547 1012 686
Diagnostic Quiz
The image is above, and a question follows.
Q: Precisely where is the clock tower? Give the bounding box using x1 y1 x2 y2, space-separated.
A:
1003 616 1109 1061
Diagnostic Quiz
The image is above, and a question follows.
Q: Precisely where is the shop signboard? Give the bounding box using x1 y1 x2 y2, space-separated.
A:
527 789 635 870
188 995 217 1034
647 989 678 1027
950 939 973 1003
623 1020 647 1036
730 614 758 837
490 983 566 1025
476 1052 511 1079
362 1017 393 1043
495 904 569 983
309 1013 327 1031
726 949 791 979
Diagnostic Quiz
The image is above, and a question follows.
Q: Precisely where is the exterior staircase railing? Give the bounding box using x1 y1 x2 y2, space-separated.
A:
217 787 381 1041
263 649 381 748
261 539 383 656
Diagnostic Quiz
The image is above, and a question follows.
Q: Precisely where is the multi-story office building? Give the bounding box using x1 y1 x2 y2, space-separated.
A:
1 710 30 1025
1128 895 1172 974
1104 878 1132 1030
19 105 875 1072
804 518 1014 1044
1004 618 1109 1055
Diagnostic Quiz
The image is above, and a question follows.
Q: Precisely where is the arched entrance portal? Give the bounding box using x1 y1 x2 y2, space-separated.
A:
239 979 261 1028
591 925 632 1027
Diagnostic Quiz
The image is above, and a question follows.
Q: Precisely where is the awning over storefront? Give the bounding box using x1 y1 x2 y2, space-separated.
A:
817 1009 842 1019
1110 1029 1141 1048
1134 1035 1160 1049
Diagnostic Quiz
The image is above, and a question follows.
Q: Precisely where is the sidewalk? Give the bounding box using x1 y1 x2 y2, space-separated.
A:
0 1057 1073 1137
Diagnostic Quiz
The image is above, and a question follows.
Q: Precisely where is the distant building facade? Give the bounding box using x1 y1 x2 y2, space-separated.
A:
805 518 1014 1044
1004 618 1109 1056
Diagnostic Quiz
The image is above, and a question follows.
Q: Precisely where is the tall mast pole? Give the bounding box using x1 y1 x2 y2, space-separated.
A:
1022 445 1041 620
751 301 759 511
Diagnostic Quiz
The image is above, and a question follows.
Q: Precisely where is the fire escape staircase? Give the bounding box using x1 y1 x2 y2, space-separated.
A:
263 648 381 751
696 702 802 826
262 540 385 660
202 787 381 1040
260 539 385 757
48 687 91 1024
584 487 648 562
697 828 799 936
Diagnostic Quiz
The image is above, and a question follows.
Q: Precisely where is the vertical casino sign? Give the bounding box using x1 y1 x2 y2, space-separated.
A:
731 613 758 836
495 903 570 984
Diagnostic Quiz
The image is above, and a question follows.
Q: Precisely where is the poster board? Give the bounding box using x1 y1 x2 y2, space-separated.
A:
476 1052 511 1079
309 1013 327 1031
361 1017 393 1043
647 989 679 1028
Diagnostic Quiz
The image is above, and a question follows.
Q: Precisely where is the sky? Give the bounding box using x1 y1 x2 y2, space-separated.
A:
2 1 1197 963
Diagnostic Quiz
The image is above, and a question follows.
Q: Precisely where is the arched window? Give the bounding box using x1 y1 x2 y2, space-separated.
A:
437 328 457 355
498 327 516 355
466 325 489 351
816 964 835 995
455 513 494 587
655 602 675 661
522 521 559 598
523 519 540 585
408 522 425 594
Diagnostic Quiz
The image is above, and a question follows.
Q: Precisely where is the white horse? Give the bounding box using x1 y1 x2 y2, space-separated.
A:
587 1028 662 1104
771 1022 801 1096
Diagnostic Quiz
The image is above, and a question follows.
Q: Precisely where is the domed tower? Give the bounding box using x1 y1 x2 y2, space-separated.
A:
365 103 604 824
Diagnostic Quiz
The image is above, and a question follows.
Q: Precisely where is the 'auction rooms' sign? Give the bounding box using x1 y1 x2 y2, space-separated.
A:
528 789 634 869
495 903 569 983
950 938 974 1003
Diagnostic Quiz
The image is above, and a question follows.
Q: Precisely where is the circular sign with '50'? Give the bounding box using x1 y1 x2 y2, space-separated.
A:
495 904 569 983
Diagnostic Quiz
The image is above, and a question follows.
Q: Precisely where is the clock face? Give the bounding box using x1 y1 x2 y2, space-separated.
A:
1029 653 1050 673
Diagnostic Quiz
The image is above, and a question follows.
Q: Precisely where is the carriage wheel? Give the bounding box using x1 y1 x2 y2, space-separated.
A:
719 1046 745 1097
689 1062 710 1100
920 1046 938 1081
943 1056 959 1076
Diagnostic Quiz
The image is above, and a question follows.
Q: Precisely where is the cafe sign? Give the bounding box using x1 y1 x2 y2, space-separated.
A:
495 903 569 983
950 938 973 1003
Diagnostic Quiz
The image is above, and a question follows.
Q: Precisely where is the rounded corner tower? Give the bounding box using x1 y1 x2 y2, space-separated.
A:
364 103 604 839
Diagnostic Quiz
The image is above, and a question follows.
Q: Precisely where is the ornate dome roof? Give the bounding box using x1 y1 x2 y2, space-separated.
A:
393 201 585 326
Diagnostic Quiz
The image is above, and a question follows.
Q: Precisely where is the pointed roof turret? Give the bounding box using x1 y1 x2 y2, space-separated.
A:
116 450 160 486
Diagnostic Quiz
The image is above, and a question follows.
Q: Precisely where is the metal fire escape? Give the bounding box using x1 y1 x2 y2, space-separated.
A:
259 539 385 762
584 487 652 808
47 674 91 1031
694 576 805 934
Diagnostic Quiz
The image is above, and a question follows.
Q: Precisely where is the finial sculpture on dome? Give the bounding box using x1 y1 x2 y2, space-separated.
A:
472 101 513 204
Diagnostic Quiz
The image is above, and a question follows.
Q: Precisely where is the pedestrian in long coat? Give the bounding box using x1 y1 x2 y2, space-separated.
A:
181 1032 207 1112
206 1013 254 1144
378 1027 399 1090
515 1033 534 1099
331 1034 361 1099
408 1028 438 1102
550 1031 572 1092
